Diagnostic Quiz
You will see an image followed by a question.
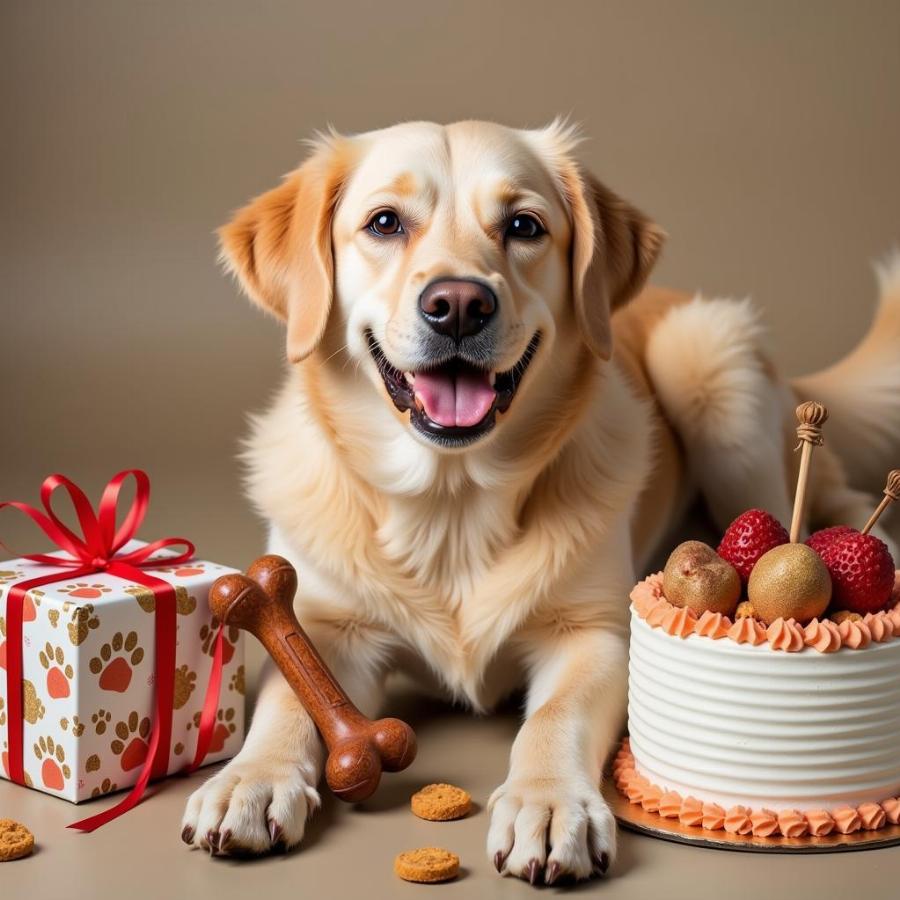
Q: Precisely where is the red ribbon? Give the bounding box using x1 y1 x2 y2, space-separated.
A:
1 470 225 831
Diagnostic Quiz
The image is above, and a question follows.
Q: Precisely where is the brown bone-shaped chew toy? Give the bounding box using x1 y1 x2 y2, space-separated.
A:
209 555 416 802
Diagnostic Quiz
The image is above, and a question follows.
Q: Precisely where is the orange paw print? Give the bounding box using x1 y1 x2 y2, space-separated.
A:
200 621 240 665
160 563 206 578
89 632 144 692
33 735 70 790
39 643 73 699
188 708 237 754
111 711 151 772
59 582 111 600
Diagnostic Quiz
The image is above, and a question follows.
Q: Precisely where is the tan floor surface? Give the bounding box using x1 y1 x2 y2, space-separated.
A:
3 683 900 899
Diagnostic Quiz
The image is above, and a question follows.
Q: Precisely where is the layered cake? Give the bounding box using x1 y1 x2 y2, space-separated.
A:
616 452 900 840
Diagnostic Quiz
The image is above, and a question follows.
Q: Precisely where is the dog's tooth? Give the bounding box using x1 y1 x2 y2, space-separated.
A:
414 393 424 411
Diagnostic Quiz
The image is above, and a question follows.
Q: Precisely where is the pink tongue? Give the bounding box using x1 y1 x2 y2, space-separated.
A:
414 368 496 427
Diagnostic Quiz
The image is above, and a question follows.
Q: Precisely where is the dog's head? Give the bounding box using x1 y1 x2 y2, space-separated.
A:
220 120 664 450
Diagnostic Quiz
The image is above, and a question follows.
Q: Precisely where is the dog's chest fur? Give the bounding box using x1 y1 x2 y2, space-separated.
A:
251 365 651 707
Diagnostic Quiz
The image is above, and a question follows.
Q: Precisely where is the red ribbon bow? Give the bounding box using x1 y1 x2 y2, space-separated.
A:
1 470 225 831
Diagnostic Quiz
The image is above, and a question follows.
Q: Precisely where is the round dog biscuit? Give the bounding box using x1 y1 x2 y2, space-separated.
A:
394 847 459 883
0 820 34 862
411 783 472 821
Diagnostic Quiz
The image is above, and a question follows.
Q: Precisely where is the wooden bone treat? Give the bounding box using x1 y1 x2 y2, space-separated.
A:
209 555 416 802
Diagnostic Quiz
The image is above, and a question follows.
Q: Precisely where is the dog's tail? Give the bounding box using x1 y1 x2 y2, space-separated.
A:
792 251 900 493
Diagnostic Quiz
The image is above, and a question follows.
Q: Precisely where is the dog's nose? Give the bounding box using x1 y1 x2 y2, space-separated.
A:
418 279 497 340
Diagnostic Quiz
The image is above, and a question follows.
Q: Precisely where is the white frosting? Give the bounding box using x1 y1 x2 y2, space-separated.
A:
628 610 900 809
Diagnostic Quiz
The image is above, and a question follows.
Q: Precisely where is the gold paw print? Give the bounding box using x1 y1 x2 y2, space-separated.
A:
229 665 245 696
48 608 60 628
200 621 240 664
60 715 85 737
85 753 101 773
0 570 23 585
125 584 196 616
33 735 70 789
89 631 144 692
22 679 45 724
91 777 118 798
0 697 5 727
187 707 237 753
111 711 151 772
39 642 74 699
91 708 112 734
67 603 100 646
173 665 196 710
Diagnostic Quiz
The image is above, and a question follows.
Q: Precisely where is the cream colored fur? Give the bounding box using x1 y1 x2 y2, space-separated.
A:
182 121 899 883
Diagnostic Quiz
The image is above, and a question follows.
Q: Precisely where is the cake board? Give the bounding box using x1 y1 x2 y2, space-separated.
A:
604 781 900 854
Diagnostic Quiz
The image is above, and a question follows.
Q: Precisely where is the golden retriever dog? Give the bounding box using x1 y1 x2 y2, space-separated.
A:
182 120 900 883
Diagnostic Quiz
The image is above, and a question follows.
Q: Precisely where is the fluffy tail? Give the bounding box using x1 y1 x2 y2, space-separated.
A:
793 252 900 493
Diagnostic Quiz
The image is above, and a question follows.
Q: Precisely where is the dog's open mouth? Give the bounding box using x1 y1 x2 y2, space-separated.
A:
367 331 541 445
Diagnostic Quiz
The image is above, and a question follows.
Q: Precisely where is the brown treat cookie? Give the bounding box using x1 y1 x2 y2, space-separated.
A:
0 819 34 862
411 783 472 821
394 847 459 883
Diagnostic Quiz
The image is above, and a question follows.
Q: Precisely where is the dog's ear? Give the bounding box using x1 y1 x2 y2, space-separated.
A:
218 136 355 363
565 167 666 360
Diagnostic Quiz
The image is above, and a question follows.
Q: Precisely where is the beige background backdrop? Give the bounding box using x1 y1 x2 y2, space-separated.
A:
2 2 899 897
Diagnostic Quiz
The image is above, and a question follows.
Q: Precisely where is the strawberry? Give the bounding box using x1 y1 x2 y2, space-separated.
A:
820 532 895 614
806 525 857 557
717 509 790 583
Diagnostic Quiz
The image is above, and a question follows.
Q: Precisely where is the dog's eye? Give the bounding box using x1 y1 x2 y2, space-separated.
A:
506 213 545 240
367 210 403 236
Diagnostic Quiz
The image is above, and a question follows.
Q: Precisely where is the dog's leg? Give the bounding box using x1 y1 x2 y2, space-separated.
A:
487 626 627 884
181 620 388 855
645 296 794 528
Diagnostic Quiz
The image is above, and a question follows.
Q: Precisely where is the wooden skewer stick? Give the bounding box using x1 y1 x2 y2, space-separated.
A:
789 401 829 543
861 469 900 535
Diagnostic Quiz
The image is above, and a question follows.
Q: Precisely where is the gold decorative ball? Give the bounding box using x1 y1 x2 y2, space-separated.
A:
663 541 741 616
747 544 832 625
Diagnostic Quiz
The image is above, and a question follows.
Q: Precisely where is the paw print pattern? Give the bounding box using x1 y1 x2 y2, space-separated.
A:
48 608 60 628
0 570 24 584
229 665 245 696
124 584 196 616
200 621 240 665
33 735 70 790
60 715 85 737
187 708 236 754
91 777 118 798
85 753 101 772
22 679 45 723
111 711 151 772
173 665 196 710
159 563 206 578
67 603 100 646
59 583 111 600
92 709 112 734
0 697 5 726
40 643 73 699
89 631 144 692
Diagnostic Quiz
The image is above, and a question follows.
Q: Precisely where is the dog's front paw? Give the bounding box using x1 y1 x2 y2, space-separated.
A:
487 774 615 885
181 753 321 856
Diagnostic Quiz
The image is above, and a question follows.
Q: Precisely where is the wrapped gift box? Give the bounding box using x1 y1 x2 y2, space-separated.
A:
0 542 245 802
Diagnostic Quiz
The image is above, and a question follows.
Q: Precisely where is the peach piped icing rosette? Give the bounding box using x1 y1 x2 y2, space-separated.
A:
629 572 900 653
612 742 900 839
